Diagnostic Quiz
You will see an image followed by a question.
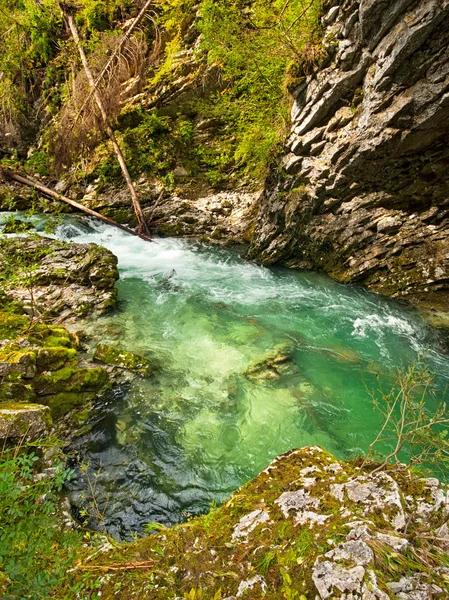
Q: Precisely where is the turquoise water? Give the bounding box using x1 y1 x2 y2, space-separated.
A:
4 214 449 538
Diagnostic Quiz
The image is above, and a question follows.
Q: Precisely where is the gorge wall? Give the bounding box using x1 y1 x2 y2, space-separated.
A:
249 0 449 310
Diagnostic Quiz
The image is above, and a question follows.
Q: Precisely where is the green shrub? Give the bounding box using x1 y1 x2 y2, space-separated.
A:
0 450 83 599
24 151 49 176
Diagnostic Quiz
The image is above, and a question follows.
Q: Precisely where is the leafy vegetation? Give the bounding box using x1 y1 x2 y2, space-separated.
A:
1 0 323 184
364 361 449 476
0 0 144 155
0 448 83 599
194 0 324 178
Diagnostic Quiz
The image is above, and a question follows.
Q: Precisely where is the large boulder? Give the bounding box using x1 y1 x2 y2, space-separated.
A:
90 446 449 599
0 236 119 320
0 313 111 419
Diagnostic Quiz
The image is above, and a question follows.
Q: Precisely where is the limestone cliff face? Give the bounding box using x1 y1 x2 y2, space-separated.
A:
249 0 449 310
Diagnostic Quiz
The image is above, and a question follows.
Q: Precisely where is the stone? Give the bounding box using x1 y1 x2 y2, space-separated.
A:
343 472 406 530
387 574 444 599
275 488 320 518
0 403 52 439
232 509 270 540
324 539 374 565
244 340 296 380
0 236 118 320
376 532 409 552
236 575 267 597
93 343 153 377
312 560 366 599
294 510 331 527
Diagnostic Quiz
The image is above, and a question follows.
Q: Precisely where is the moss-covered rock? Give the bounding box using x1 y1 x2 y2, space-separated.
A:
0 236 119 319
43 392 97 420
0 312 29 339
0 403 52 439
93 343 153 376
79 446 449 600
0 348 37 379
0 312 111 421
35 346 77 371
0 382 37 403
34 366 109 396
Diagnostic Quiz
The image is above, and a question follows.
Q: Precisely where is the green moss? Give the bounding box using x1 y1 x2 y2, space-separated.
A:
0 312 29 340
26 325 77 350
34 366 109 396
45 392 96 420
99 207 137 227
71 406 91 427
0 382 36 403
94 343 153 376
35 347 77 371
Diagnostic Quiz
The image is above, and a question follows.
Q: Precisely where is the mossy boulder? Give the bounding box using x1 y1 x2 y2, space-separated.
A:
0 403 52 439
0 348 37 379
0 236 119 319
0 382 37 403
0 313 110 420
43 392 97 420
93 343 153 376
35 347 77 371
34 367 109 396
86 446 449 600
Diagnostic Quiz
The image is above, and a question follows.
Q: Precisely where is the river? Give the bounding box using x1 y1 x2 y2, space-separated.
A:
6 214 449 539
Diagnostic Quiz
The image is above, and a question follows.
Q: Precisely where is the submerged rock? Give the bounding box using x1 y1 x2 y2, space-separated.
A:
91 446 449 599
244 340 296 380
93 343 153 376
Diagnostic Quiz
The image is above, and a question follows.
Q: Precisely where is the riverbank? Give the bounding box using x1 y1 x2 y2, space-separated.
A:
61 446 449 599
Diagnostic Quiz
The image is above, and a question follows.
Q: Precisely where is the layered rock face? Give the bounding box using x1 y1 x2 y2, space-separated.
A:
249 0 449 309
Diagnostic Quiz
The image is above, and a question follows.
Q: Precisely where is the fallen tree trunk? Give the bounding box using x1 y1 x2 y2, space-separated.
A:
5 170 153 242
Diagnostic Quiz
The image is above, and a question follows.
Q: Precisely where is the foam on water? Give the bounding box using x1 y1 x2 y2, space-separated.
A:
3 213 448 538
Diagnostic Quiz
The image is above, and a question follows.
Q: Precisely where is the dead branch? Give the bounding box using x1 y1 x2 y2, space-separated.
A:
70 0 157 131
5 169 152 242
74 560 157 572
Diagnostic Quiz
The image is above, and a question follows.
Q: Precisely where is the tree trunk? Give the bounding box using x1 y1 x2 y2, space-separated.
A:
64 12 150 238
6 170 152 242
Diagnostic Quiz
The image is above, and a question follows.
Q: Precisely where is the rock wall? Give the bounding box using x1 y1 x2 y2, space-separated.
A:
249 0 449 310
